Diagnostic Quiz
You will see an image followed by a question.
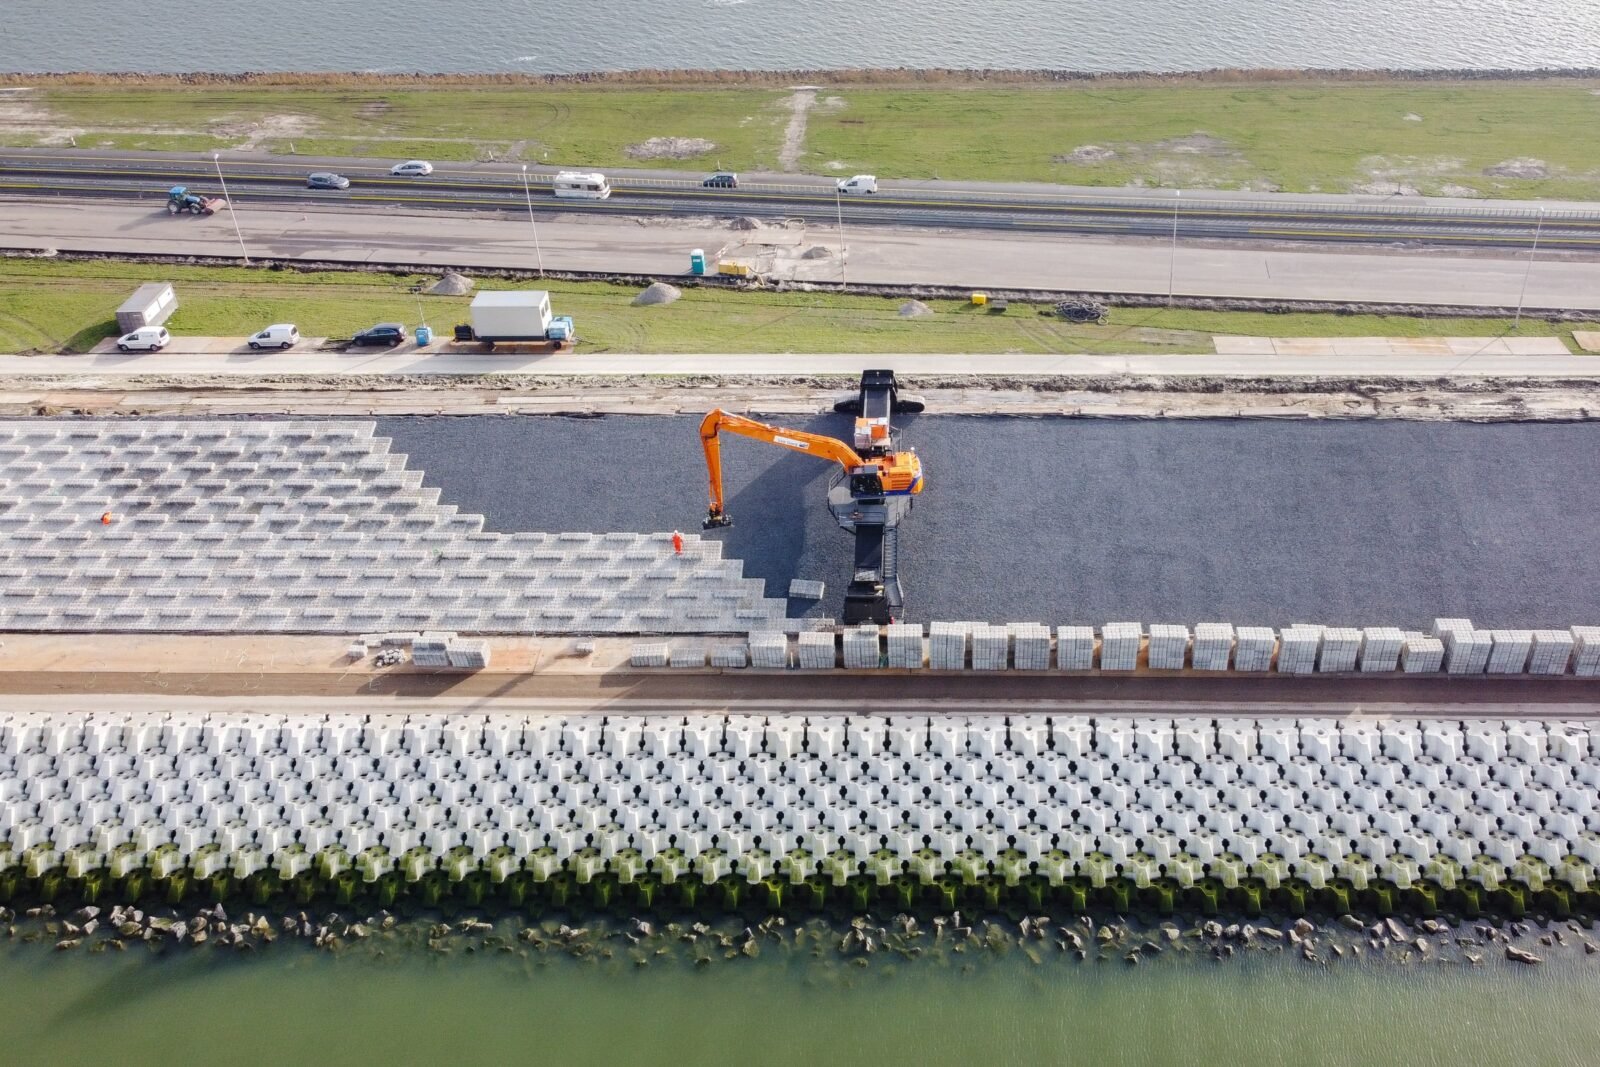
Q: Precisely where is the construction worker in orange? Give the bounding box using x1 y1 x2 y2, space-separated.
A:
101 511 113 526
672 530 684 555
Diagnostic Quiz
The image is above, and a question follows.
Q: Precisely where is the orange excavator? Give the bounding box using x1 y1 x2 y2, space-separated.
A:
699 370 924 624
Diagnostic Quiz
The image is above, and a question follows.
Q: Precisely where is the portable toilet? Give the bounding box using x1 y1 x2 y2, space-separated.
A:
415 324 432 345
690 249 706 276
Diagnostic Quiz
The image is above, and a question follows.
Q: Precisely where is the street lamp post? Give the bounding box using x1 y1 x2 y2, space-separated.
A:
212 153 249 265
521 165 545 276
835 184 847 289
1512 208 1545 331
1167 190 1180 307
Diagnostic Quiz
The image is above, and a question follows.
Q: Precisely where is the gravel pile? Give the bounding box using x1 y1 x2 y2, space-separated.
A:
425 272 475 296
632 282 683 306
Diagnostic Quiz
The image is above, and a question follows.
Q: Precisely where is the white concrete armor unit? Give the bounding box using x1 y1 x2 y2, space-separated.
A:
2 711 1598 896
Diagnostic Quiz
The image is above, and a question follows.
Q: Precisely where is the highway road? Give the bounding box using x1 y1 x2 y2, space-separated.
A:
2 147 1597 251
7 196 1600 310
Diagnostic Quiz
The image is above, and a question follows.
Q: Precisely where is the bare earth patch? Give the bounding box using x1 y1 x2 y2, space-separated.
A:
1484 158 1549 179
1056 131 1255 187
777 87 819 172
1056 145 1117 164
624 136 717 160
1353 154 1466 195
1436 183 1484 199
211 113 318 150
1351 181 1421 196
1403 113 1424 122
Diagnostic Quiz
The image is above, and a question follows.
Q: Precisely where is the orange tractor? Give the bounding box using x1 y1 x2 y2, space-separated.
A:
699 370 924 624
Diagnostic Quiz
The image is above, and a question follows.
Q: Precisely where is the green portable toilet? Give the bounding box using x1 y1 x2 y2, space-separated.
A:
690 249 706 275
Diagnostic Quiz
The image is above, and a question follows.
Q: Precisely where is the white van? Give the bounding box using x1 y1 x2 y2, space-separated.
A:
116 326 170 352
837 174 878 195
248 323 300 350
553 171 611 199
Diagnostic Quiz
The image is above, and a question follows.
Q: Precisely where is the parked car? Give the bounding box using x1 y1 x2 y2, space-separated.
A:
702 172 739 188
248 323 300 350
307 172 350 190
116 326 170 352
350 323 407 346
837 174 878 195
390 160 434 177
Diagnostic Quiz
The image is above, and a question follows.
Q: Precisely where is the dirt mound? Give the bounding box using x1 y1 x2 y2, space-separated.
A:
898 300 934 318
730 216 764 231
1484 158 1549 179
801 245 834 260
425 271 475 296
632 282 683 306
624 137 716 160
1058 145 1117 164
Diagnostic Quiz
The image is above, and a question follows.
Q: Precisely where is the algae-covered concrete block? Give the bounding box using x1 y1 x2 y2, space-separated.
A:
842 625 882 669
885 623 924 669
710 643 749 669
669 644 707 669
971 624 1010 670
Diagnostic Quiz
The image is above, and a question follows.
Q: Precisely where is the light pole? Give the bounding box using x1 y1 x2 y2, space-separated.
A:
521 165 545 276
835 183 847 289
212 153 250 265
1512 208 1545 331
1167 189 1180 307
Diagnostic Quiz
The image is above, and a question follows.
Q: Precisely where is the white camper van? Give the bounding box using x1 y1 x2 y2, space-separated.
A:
553 172 612 199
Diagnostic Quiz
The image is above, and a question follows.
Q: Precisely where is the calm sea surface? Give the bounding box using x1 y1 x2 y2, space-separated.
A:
2 936 1597 1066
6 0 1600 74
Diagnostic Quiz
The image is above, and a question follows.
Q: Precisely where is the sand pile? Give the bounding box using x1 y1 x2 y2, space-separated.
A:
898 300 934 318
426 272 475 296
633 282 683 306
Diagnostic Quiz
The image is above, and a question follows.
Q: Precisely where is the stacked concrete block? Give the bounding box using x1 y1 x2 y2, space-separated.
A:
411 635 453 668
1572 627 1600 677
797 631 837 670
1277 626 1321 674
1485 630 1534 675
1528 630 1576 675
885 623 924 669
1009 623 1051 671
971 624 1011 670
928 622 969 670
1358 627 1404 673
842 625 882 669
669 644 707 668
710 643 749 668
1437 621 1492 675
1317 628 1361 673
747 632 789 669
445 638 491 670
1099 623 1142 672
1233 627 1276 672
1147 624 1190 670
630 642 669 668
1191 623 1234 671
1056 626 1095 671
1401 633 1445 673
788 580 825 600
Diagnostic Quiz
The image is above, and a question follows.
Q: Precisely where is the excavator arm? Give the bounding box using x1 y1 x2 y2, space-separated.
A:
699 409 867 528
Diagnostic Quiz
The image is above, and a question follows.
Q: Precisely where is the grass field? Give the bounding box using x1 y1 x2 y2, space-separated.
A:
3 78 1599 198
0 258 1593 357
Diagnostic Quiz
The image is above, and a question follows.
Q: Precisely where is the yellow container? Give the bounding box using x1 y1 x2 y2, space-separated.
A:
970 291 988 306
718 261 753 277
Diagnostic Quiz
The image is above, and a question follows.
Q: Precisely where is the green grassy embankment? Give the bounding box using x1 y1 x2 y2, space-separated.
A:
3 76 1599 198
0 258 1593 356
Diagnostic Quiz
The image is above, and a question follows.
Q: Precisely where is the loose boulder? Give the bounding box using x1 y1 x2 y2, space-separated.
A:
633 282 683 307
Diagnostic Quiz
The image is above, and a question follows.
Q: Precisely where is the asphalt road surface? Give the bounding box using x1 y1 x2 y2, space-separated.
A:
3 147 1595 251
379 415 1600 630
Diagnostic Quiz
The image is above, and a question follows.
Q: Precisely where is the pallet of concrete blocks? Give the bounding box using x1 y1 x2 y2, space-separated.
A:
885 623 924 669
1433 618 1491 675
1099 622 1141 671
1400 632 1445 673
630 642 670 668
1233 627 1275 672
1147 624 1189 671
1358 627 1404 672
928 622 969 670
1317 628 1361 673
1276 626 1320 674
788 579 825 600
797 630 837 670
1008 623 1051 671
445 638 491 670
1527 630 1576 675
1055 626 1095 671
747 631 789 669
842 625 882 669
971 624 1011 670
1190 623 1234 671
411 633 454 668
669 644 707 668
710 643 749 669
1572 627 1600 678
1485 630 1534 674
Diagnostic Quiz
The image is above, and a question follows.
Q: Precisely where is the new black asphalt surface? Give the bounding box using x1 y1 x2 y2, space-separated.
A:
378 416 1600 630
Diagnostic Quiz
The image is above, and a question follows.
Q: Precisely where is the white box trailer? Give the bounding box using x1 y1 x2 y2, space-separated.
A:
457 290 575 349
115 282 178 332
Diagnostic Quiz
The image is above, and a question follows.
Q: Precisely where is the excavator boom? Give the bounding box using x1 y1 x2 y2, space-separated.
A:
699 409 869 527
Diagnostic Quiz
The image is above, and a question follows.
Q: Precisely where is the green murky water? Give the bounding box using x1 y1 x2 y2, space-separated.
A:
2 940 1596 1066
